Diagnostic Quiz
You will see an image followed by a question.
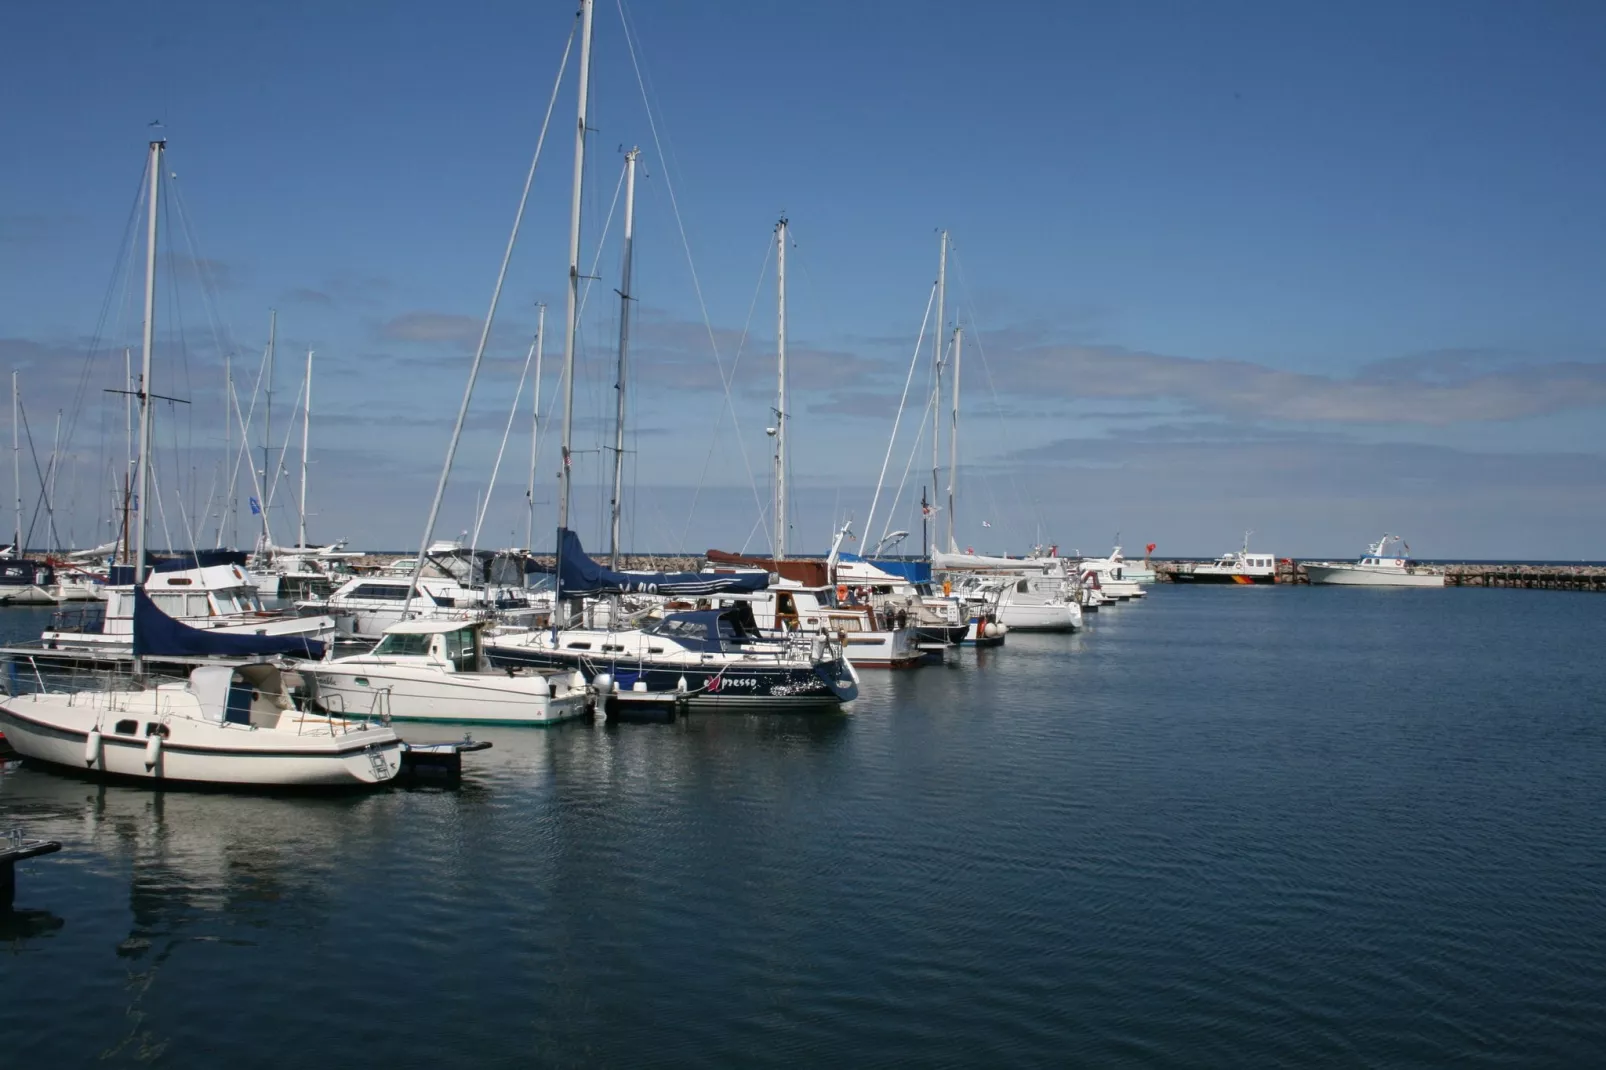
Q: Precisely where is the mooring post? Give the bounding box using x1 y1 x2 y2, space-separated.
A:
1 832 62 913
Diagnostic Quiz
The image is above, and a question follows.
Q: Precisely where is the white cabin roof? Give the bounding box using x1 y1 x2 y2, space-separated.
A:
382 619 484 636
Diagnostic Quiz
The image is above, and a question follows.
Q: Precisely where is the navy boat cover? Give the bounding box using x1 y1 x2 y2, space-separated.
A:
556 528 768 599
132 586 326 659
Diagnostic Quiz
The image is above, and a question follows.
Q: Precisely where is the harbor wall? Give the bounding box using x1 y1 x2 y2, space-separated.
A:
1151 560 1606 591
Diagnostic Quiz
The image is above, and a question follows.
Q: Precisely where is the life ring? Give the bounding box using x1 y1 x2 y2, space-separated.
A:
836 584 848 602
1395 558 1403 566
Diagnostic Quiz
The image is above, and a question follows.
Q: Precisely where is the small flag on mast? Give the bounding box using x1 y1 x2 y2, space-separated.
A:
249 496 261 515
981 520 992 528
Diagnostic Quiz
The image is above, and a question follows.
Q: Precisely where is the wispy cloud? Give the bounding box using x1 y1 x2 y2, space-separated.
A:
377 312 482 345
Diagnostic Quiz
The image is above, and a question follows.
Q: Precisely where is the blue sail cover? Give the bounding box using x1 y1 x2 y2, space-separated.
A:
556 528 768 598
132 586 326 659
838 552 932 584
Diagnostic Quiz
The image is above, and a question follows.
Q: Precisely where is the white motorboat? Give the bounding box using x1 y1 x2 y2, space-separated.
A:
984 573 1083 632
306 618 588 725
1304 535 1446 587
1172 532 1279 585
301 573 542 639
0 659 403 787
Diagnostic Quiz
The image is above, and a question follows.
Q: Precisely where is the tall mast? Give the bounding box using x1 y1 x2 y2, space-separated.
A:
134 139 164 612
526 304 545 550
11 371 19 555
774 216 789 560
946 324 962 553
930 230 947 554
554 0 594 619
609 148 639 568
261 308 276 553
299 348 312 548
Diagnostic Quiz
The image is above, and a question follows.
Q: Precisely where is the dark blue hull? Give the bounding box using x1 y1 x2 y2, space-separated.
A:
485 645 854 709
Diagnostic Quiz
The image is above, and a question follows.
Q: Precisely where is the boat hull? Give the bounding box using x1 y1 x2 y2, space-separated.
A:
1171 572 1276 585
485 645 855 708
0 697 402 787
308 666 589 726
1304 565 1445 587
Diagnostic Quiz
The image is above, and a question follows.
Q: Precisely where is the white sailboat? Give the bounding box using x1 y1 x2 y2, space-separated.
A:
0 140 404 788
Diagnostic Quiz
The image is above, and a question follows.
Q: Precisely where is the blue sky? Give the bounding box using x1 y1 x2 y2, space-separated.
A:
5 0 1606 558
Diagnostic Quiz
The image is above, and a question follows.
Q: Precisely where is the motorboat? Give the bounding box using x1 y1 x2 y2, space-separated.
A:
1304 535 1446 587
300 573 542 639
304 618 588 725
1172 533 1279 585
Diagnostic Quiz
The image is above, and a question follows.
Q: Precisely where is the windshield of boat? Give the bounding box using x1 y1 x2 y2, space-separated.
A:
645 618 709 642
372 632 431 657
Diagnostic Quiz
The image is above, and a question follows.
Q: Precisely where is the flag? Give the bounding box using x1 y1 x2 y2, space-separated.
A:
249 496 261 516
981 520 992 528
921 504 934 518
1403 543 1410 554
1146 542 1156 553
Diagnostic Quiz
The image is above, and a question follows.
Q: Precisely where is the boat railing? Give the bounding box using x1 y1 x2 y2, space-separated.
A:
47 605 106 634
2 655 185 707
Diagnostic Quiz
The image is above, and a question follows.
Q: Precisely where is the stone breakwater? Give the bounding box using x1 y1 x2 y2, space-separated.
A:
1151 560 1606 591
346 553 703 574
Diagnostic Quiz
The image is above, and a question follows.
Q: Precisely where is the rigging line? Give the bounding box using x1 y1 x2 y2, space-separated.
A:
883 385 936 549
58 161 149 493
17 402 62 552
403 11 577 616
471 331 538 550
148 457 175 554
677 230 775 550
861 282 937 547
950 247 1050 540
264 365 306 512
616 0 768 535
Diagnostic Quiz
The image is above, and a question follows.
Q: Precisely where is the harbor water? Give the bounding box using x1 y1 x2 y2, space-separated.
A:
2 587 1603 1066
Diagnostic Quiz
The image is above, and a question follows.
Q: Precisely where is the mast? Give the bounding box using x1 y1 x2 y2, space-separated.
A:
10 371 19 555
609 148 639 568
299 348 312 548
554 0 594 621
123 345 133 559
133 139 164 673
930 230 947 554
774 216 789 560
947 324 962 553
526 304 545 550
261 308 276 554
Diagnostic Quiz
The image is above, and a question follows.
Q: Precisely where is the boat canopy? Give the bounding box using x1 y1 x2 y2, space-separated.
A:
705 548 829 587
838 552 931 584
557 528 768 598
641 608 765 653
132 586 326 659
109 549 250 585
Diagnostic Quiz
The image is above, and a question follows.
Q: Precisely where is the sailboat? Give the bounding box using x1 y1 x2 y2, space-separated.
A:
0 140 404 788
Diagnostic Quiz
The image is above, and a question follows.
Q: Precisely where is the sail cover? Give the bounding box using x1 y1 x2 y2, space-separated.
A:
932 548 1066 573
557 528 768 598
132 587 326 659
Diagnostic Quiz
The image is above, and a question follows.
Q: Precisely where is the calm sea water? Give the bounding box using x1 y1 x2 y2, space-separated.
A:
2 587 1603 1067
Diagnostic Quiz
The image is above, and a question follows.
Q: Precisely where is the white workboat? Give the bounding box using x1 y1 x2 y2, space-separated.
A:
1304 535 1446 588
306 619 589 725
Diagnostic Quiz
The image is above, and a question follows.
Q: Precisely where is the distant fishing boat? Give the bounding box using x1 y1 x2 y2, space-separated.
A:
1304 535 1446 587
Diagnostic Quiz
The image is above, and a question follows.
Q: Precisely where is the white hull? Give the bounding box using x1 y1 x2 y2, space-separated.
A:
0 690 401 787
995 600 1082 632
1304 564 1445 587
838 626 922 668
309 664 589 725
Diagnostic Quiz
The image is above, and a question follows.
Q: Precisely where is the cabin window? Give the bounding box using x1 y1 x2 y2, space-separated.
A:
186 594 212 617
166 577 193 586
1016 579 1030 593
372 632 432 657
444 628 474 671
601 644 625 653
151 593 185 615
115 719 138 735
352 583 409 600
566 641 592 650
